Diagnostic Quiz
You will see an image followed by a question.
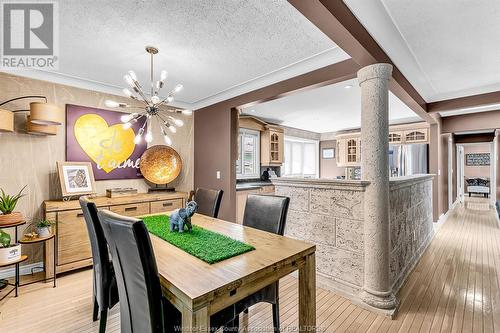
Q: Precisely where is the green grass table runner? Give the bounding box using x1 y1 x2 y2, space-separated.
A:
141 215 255 264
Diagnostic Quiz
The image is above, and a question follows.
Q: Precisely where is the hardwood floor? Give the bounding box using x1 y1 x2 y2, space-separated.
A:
0 197 498 332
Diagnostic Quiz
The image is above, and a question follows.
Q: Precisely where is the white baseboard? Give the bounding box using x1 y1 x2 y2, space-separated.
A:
434 199 459 232
0 261 44 279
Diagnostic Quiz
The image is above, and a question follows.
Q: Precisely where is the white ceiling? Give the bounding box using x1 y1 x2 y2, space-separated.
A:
2 0 349 110
343 0 500 115
241 78 420 133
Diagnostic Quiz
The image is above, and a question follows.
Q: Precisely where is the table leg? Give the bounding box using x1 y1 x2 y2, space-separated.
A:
298 253 316 333
182 305 209 333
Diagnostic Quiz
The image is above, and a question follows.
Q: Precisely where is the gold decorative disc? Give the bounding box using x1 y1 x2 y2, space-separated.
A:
139 145 182 185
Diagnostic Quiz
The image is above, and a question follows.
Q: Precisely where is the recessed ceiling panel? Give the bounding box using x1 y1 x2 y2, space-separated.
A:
242 78 420 133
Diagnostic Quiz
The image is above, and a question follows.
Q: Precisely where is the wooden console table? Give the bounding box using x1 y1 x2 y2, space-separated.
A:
43 192 187 278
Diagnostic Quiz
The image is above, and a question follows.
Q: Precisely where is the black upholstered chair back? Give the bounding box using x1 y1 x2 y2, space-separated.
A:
243 194 290 235
98 210 163 333
79 197 112 309
194 188 224 218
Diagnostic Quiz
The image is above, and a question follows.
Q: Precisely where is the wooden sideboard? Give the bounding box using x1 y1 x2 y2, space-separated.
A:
43 192 187 278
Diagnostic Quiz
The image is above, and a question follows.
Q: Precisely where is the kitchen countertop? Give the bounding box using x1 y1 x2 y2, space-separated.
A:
236 181 274 191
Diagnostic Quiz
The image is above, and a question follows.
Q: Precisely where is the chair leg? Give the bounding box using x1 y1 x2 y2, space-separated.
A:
272 302 280 333
99 309 108 333
92 296 99 322
232 316 240 333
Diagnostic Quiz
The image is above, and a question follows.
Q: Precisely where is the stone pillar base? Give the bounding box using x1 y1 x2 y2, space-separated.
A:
359 289 399 310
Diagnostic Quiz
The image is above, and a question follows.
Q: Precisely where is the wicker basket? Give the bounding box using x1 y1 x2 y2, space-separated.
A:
0 212 23 226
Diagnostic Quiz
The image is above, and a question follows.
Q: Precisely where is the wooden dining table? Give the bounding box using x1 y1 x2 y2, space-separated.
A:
147 213 316 333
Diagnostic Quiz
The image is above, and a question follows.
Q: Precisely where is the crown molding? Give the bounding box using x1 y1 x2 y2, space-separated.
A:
0 69 191 110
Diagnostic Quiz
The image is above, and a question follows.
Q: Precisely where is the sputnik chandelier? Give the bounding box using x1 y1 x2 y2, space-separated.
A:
105 46 192 145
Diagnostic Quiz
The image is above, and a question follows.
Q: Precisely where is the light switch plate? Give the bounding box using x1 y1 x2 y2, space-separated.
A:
216 171 221 179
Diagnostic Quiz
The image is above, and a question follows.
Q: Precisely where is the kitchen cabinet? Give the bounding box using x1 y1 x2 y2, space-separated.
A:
388 131 403 143
335 124 429 166
336 136 361 167
261 125 284 166
404 129 427 143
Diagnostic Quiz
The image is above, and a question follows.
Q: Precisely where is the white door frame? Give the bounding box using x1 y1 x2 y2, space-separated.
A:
457 142 496 204
448 136 453 208
456 144 465 203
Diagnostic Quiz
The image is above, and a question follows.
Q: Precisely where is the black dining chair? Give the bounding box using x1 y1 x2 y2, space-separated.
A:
233 194 290 333
191 187 224 218
79 197 119 333
97 209 238 333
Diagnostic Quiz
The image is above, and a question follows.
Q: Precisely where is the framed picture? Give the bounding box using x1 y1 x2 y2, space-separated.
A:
66 104 147 180
57 161 96 197
322 148 335 159
466 153 490 166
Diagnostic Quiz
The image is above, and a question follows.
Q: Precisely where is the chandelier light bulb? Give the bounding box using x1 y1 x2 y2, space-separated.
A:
166 96 174 103
182 109 193 115
123 122 132 130
124 74 135 87
170 117 184 127
151 95 160 104
174 84 183 93
168 125 177 133
122 88 133 97
145 130 153 143
128 70 137 81
160 70 168 82
120 113 134 123
134 134 142 144
163 134 172 146
105 100 119 108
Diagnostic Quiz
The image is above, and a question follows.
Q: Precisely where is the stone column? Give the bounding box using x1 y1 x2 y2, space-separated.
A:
358 63 397 310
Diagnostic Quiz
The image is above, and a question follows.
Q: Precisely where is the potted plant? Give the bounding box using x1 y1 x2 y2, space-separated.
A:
36 219 54 238
0 230 21 263
0 185 27 226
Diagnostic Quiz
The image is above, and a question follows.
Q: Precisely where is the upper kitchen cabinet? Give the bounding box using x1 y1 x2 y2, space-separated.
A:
261 125 284 166
403 129 428 143
238 115 284 168
336 134 361 167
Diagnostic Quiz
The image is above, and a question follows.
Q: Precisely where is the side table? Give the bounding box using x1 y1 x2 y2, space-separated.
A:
0 220 26 300
18 234 56 288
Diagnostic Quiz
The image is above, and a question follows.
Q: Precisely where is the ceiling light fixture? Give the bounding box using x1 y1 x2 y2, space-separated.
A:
105 46 191 145
344 85 353 89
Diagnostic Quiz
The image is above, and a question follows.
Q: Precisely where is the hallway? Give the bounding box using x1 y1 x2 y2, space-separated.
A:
377 197 500 332
0 198 499 332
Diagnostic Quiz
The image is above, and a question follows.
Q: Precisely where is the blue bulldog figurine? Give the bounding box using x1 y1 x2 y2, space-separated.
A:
170 201 198 233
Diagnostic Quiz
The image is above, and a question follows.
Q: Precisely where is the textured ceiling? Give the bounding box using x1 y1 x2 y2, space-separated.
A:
241 78 419 133
344 0 500 113
6 0 348 109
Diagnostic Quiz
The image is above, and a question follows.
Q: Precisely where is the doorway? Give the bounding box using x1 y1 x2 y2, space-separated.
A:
456 142 496 205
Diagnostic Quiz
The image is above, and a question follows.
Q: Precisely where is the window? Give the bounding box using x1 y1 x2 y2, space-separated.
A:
283 136 319 178
236 128 260 179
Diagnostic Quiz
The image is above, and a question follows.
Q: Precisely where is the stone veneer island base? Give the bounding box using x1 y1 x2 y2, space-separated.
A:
272 174 434 316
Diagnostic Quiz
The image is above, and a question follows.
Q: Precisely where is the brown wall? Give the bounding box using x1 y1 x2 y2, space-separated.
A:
442 110 500 133
319 140 345 178
194 107 237 221
0 72 194 265
463 144 491 179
